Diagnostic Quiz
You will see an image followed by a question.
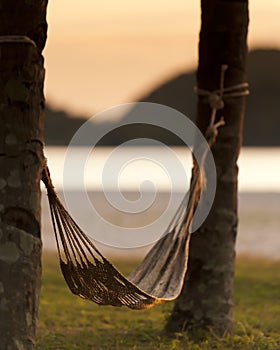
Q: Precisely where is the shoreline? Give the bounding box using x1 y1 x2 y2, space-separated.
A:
41 191 280 259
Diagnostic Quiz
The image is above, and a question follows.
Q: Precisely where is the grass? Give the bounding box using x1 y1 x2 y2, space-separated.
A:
36 253 280 349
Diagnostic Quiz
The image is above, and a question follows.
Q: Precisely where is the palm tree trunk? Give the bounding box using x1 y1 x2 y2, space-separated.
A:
167 0 249 336
0 2 48 348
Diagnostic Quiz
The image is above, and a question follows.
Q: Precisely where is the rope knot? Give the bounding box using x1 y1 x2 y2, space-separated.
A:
208 93 224 110
194 64 249 132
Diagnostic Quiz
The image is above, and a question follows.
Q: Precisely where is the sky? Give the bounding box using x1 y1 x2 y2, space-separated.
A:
44 1 280 118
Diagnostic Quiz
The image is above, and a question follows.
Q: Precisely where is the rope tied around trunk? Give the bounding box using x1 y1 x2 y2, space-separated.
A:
195 64 249 134
0 35 37 47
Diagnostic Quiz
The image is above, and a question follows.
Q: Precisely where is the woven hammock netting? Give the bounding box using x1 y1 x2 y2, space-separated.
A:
41 119 222 310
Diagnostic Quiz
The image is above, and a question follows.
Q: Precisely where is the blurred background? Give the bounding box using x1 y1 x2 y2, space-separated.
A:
42 1 280 258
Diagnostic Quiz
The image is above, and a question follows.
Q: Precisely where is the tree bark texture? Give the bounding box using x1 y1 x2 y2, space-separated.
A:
0 1 48 349
167 0 249 336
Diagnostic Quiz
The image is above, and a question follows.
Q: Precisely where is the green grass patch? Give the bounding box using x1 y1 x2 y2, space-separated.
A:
36 253 280 349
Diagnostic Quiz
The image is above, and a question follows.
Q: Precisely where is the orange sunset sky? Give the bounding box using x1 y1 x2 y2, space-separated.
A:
44 1 280 118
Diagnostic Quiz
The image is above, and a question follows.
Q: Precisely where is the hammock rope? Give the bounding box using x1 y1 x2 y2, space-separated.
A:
41 65 249 310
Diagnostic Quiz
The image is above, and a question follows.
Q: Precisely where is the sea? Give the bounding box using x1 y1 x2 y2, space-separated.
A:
41 146 280 259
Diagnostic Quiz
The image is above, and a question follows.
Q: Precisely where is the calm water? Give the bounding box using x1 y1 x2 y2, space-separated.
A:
44 146 280 192
42 147 280 258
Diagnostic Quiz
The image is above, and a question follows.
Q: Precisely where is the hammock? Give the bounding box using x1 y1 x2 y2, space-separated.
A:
41 117 222 310
41 66 248 310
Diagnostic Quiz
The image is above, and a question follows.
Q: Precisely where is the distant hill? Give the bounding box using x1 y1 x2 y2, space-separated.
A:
45 49 280 146
44 108 88 145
